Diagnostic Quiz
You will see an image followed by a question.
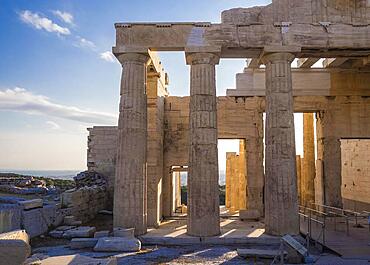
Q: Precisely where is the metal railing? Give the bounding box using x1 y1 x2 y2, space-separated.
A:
310 203 370 235
299 206 326 248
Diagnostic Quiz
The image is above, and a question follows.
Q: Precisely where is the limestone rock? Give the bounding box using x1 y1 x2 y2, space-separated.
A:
94 237 141 252
18 199 43 210
94 230 110 238
49 230 64 238
56 225 76 231
0 230 31 265
113 227 134 238
63 226 96 238
63 215 76 225
70 238 98 249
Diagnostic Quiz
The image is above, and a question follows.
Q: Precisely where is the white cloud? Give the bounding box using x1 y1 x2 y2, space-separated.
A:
52 10 74 25
19 10 70 36
75 36 96 50
46 121 61 130
100 51 116 63
0 87 117 125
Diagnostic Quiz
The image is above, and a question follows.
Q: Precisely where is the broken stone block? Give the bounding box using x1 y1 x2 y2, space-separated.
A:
113 227 134 238
94 230 110 238
70 220 82 226
63 215 76 225
31 254 117 265
22 208 49 238
63 226 96 238
18 199 43 210
56 225 76 231
94 237 141 252
0 204 22 233
239 209 260 221
70 238 98 249
0 230 31 265
49 230 64 239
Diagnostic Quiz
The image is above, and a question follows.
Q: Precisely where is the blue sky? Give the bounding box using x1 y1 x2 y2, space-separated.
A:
0 0 305 172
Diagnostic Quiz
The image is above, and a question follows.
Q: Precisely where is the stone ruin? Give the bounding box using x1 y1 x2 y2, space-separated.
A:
85 0 370 238
1 0 370 263
0 174 47 194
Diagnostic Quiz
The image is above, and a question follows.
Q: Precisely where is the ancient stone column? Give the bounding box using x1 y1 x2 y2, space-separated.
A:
303 113 315 206
262 51 299 236
230 154 240 212
245 111 264 216
225 152 234 209
114 52 150 236
296 155 302 205
186 52 220 237
238 140 247 210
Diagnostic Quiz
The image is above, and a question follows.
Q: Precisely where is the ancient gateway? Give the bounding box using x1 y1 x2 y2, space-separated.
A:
87 1 370 237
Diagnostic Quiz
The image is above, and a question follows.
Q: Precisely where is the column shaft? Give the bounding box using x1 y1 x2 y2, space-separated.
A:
225 153 234 209
303 113 315 206
296 155 302 205
114 53 150 236
187 52 220 237
263 52 299 236
238 140 247 210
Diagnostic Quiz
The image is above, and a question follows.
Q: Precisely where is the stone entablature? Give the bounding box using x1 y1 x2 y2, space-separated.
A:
228 69 370 97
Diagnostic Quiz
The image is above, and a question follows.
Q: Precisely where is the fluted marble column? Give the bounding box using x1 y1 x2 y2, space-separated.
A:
114 52 150 236
303 113 315 206
186 52 220 237
262 52 299 236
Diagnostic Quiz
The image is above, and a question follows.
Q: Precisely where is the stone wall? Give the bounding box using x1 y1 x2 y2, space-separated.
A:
316 96 370 207
341 139 370 212
0 201 63 238
222 0 370 25
87 126 118 208
61 186 107 223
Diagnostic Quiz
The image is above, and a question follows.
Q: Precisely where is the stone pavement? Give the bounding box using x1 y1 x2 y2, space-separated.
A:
29 244 370 265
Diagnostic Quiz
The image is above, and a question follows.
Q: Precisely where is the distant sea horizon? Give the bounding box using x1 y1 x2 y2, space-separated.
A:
0 169 84 180
0 169 226 184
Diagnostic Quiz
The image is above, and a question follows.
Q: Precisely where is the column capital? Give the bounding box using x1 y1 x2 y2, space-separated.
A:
186 52 220 65
116 52 151 65
185 46 221 65
262 52 295 64
261 45 300 64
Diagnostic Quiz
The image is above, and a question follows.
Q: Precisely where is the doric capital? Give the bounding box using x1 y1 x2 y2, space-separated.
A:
185 46 221 65
261 45 300 65
185 52 220 65
262 52 296 65
116 52 151 65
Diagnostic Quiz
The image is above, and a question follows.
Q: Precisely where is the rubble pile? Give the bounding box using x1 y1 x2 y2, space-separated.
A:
0 175 47 194
74 171 107 188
